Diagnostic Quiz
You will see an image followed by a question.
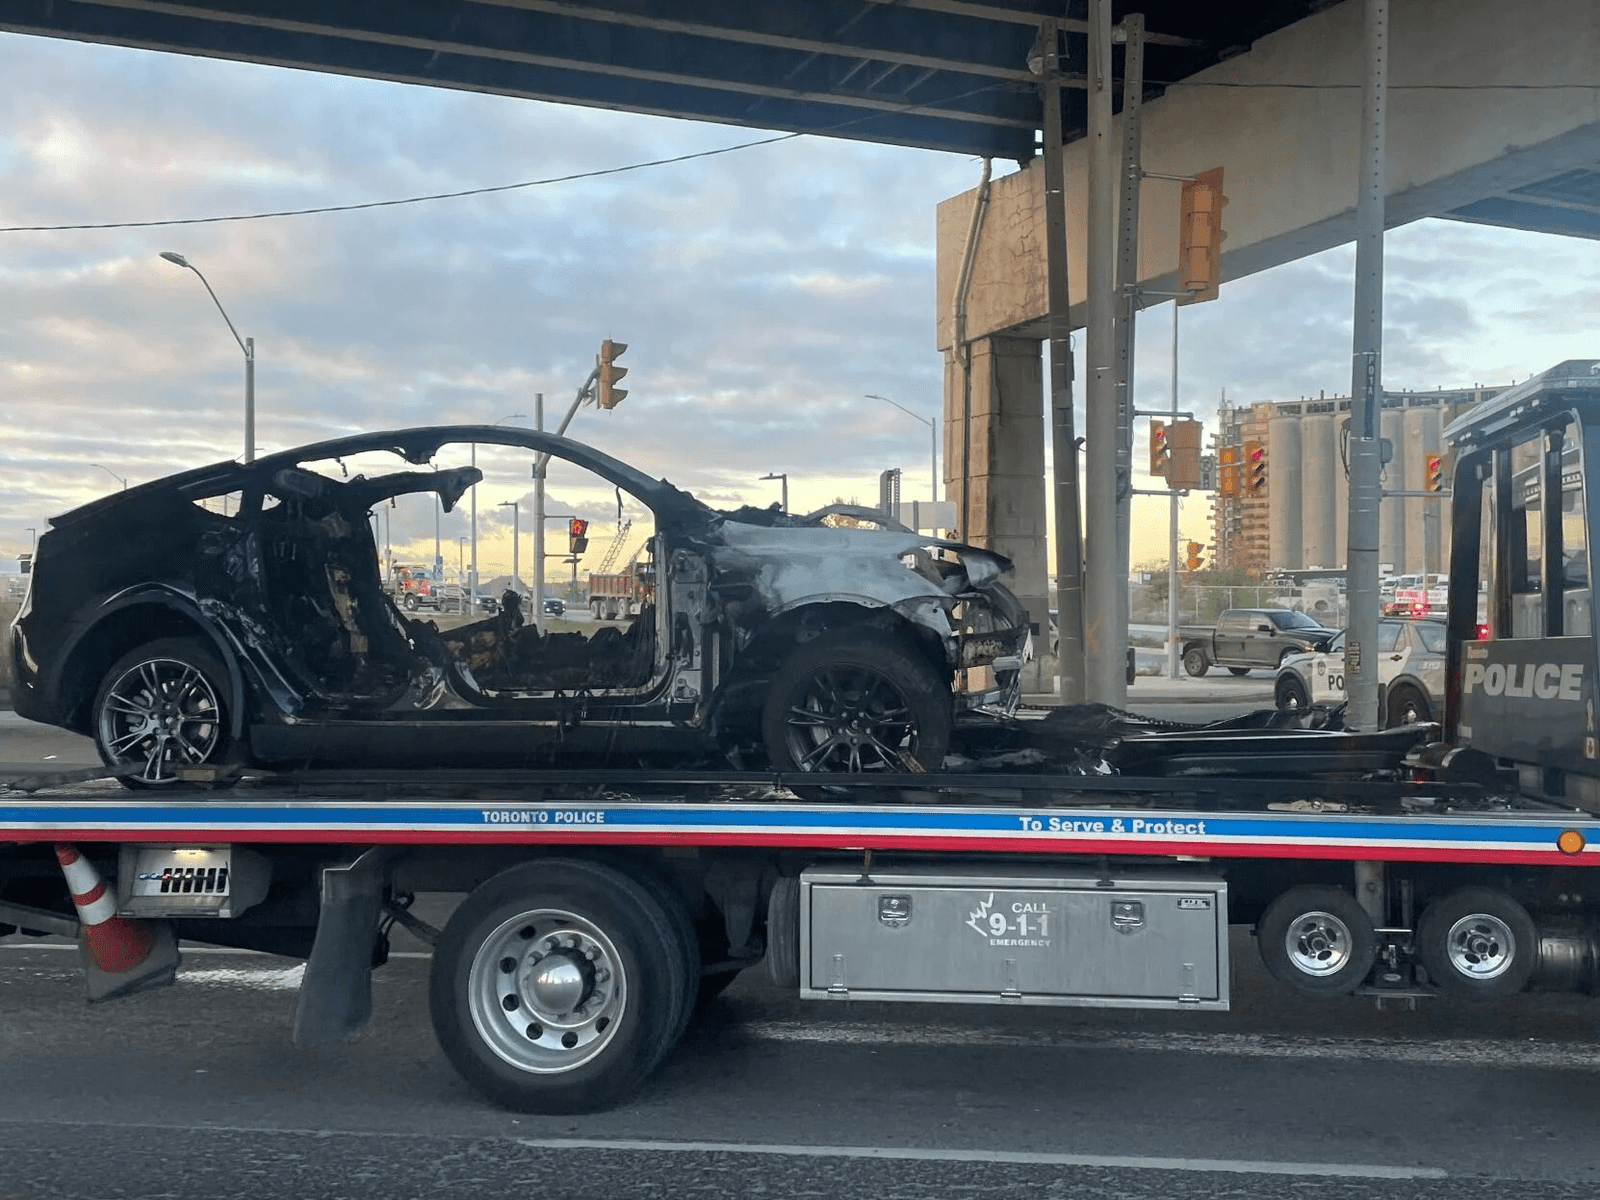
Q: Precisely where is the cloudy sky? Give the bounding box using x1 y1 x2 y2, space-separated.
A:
2 31 1598 579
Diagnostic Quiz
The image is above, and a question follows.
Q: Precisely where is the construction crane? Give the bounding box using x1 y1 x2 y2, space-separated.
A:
595 518 633 575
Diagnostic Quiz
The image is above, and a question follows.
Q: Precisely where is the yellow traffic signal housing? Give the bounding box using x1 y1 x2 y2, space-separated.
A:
1177 167 1226 306
1244 439 1267 496
597 339 629 409
569 517 590 555
1218 445 1240 498
1166 420 1203 490
1185 540 1204 571
1149 419 1169 476
1424 452 1445 492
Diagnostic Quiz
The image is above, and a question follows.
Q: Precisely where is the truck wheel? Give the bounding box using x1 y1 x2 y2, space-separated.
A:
1257 885 1376 996
1385 684 1431 728
1182 646 1210 677
763 629 950 776
429 858 695 1113
403 593 419 611
1275 674 1310 712
93 638 237 790
1416 888 1537 1001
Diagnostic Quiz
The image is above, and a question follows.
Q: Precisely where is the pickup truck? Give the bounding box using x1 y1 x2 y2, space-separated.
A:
1177 607 1337 676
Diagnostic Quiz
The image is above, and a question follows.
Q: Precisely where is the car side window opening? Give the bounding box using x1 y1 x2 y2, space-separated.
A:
1378 623 1403 653
1507 432 1544 637
1416 622 1448 654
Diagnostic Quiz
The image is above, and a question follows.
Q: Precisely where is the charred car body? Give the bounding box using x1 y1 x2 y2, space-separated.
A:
10 427 1029 786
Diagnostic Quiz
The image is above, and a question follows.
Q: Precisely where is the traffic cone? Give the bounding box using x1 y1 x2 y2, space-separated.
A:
54 844 180 1001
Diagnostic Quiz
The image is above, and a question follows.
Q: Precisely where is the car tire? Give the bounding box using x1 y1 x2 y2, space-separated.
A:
762 628 951 777
1275 673 1310 713
93 637 238 790
1228 666 1250 677
1182 646 1210 677
428 858 694 1113
1257 885 1376 997
1385 684 1432 728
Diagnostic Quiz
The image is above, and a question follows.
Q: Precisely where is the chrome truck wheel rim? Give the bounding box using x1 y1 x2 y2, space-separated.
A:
1444 913 1516 980
98 658 223 784
468 908 627 1074
1284 910 1355 977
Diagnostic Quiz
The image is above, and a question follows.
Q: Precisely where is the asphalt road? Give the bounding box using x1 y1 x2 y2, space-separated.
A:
4 934 1600 1200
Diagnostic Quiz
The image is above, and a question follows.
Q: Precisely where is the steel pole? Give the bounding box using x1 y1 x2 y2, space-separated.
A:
1041 19 1085 703
532 392 547 631
241 342 254 470
1168 302 1181 682
1344 0 1389 731
1084 0 1118 701
930 416 938 507
1109 14 1145 705
469 444 478 609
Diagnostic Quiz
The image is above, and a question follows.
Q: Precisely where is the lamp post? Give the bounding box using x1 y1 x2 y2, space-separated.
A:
865 393 937 505
760 472 788 514
470 413 526 611
159 252 255 463
91 463 128 491
26 528 36 551
499 499 521 596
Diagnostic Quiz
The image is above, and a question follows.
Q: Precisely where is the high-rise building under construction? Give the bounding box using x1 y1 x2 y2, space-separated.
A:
1210 384 1507 575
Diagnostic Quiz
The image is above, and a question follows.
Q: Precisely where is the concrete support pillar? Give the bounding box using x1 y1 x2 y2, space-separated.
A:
944 336 1050 693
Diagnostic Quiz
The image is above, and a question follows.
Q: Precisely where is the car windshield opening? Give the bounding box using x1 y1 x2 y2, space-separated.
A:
1269 610 1319 630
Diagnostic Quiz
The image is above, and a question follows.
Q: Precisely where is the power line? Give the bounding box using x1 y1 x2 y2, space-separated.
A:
0 131 803 233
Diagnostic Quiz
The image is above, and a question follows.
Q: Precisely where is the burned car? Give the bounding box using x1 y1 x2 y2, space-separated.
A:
10 426 1029 787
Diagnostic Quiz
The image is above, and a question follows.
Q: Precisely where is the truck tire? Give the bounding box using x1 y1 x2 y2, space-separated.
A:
763 629 950 777
403 593 419 612
429 858 695 1113
1182 646 1210 677
764 875 801 990
92 637 238 790
1256 885 1376 996
1385 684 1432 728
590 600 603 619
1416 888 1538 1001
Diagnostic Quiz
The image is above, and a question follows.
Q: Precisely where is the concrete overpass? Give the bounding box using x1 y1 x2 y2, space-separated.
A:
934 0 1600 691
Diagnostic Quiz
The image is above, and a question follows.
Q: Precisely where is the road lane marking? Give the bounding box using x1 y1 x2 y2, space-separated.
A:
513 1137 1446 1180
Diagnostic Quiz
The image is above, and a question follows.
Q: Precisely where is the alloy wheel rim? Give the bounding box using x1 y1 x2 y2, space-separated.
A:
783 665 917 773
1444 913 1515 979
1285 910 1354 977
98 658 223 784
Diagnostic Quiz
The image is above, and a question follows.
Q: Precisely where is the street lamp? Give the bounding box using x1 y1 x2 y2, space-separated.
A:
91 463 127 491
160 252 255 463
469 413 527 610
760 472 788 514
866 393 938 505
499 499 521 596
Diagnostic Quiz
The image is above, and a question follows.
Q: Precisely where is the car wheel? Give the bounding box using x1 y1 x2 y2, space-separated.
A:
1385 684 1431 728
93 637 236 789
1275 673 1310 712
1228 666 1250 677
1182 646 1210 677
762 628 951 776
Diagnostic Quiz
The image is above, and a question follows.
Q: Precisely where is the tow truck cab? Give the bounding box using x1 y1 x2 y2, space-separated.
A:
1444 360 1600 810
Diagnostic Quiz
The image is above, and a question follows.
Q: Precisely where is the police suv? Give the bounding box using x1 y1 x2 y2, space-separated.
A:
1275 616 1447 727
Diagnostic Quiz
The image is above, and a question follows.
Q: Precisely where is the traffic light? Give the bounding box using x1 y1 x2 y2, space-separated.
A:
568 517 589 555
1185 541 1204 571
1167 420 1203 491
597 339 628 409
1425 453 1444 493
1218 445 1240 498
1244 439 1267 496
1149 419 1169 476
1177 167 1226 306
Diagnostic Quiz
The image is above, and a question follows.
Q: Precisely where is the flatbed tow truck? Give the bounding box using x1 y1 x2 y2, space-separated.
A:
6 360 1600 1114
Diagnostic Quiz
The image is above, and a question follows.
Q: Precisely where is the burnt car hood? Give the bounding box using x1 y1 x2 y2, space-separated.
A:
708 519 1014 614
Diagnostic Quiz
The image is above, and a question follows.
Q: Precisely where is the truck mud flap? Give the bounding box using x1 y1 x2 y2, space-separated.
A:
293 848 393 1048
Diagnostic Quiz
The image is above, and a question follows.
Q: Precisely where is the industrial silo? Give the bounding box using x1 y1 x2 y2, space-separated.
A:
1301 413 1336 568
1268 411 1303 571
